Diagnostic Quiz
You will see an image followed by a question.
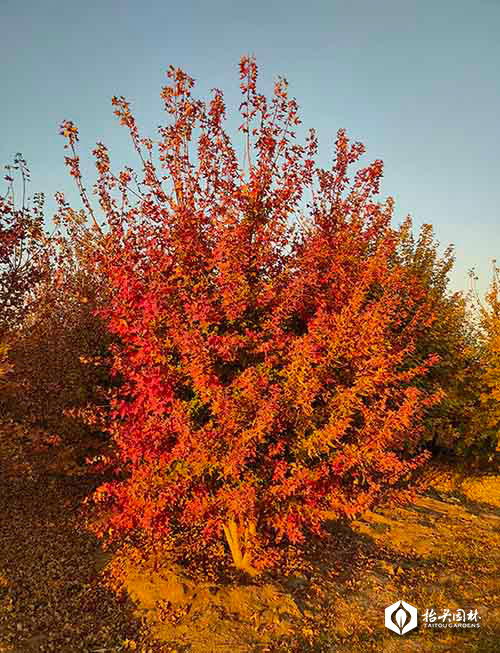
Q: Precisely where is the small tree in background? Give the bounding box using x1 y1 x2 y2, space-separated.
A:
62 57 448 576
390 221 489 457
0 154 47 339
0 155 112 440
0 155 48 415
468 262 500 457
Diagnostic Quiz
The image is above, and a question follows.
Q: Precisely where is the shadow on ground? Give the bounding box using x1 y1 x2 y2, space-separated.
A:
0 421 146 653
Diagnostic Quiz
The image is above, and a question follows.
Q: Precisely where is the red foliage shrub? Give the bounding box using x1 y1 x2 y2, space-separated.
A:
64 57 444 574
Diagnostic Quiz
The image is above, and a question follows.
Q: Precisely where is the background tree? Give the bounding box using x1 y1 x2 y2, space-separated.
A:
0 154 46 338
467 262 500 457
390 221 489 457
0 155 112 441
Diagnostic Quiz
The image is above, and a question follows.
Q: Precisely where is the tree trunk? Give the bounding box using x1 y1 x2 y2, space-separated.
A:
222 517 259 576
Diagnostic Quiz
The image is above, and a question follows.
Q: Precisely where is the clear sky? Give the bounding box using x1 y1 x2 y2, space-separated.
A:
1 0 499 297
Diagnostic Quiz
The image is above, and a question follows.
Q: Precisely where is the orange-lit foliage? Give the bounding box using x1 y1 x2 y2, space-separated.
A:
63 57 444 574
0 341 11 383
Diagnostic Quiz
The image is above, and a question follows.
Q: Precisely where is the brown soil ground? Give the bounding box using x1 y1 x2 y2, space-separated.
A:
0 420 498 652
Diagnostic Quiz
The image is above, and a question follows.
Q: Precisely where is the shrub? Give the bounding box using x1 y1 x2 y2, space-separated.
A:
63 57 445 575
3 205 112 439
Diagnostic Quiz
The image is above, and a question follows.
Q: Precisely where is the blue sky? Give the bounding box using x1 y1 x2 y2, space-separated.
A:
2 0 499 297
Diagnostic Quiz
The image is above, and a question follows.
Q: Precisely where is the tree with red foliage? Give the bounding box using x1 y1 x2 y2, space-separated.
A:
63 57 443 576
